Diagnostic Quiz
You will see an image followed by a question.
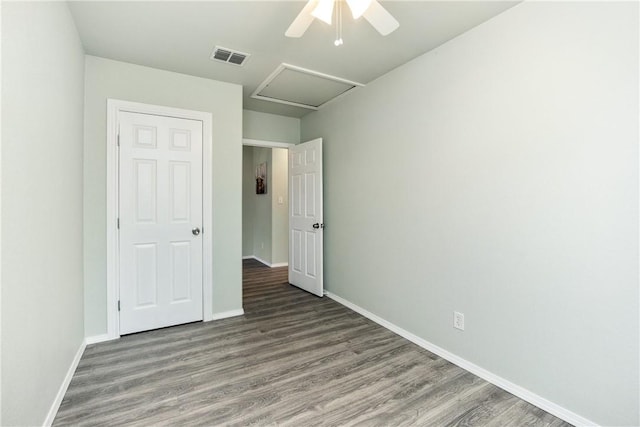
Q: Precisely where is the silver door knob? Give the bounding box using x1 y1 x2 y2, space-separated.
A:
192 227 201 236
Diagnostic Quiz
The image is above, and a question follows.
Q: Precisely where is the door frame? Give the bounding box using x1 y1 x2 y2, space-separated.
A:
242 138 296 150
106 99 214 340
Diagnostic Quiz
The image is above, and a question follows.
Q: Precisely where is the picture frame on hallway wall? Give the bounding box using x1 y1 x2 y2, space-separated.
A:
256 162 267 194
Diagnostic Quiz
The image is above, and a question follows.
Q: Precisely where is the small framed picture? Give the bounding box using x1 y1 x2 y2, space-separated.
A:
256 162 267 194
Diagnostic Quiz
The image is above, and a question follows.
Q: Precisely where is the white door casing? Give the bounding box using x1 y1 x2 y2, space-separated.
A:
288 138 323 297
118 111 203 335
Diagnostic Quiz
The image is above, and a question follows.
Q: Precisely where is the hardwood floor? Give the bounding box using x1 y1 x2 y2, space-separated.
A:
54 259 571 426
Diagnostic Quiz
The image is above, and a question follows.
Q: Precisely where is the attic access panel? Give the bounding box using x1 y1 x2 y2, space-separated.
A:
251 64 364 110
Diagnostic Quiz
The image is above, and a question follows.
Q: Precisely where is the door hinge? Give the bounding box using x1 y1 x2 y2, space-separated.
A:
117 300 121 311
117 133 120 147
117 218 120 229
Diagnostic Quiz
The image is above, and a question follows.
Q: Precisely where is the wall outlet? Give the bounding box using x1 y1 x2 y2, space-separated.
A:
278 196 284 204
453 311 465 331
261 242 264 249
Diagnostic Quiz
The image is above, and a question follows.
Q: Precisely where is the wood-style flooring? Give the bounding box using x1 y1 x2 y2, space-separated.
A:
54 259 571 426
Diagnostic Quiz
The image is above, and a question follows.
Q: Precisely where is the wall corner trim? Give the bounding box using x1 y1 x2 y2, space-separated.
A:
324 291 598 427
209 309 245 321
43 339 86 427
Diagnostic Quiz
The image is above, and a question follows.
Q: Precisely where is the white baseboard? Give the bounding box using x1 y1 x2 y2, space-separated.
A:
242 255 254 260
43 339 86 426
85 334 114 345
324 291 597 427
209 308 245 321
270 262 288 268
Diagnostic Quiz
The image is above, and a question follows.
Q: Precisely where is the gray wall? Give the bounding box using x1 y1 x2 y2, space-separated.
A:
243 110 300 144
301 2 639 425
84 56 243 337
1 2 85 424
242 146 255 257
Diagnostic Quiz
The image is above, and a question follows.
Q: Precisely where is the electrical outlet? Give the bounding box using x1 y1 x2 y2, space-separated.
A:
261 242 264 249
453 311 465 331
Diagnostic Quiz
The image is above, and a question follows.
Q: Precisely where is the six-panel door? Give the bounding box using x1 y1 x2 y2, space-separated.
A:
288 139 323 297
118 111 203 335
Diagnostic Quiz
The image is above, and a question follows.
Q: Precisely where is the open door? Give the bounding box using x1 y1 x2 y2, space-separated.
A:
288 138 323 297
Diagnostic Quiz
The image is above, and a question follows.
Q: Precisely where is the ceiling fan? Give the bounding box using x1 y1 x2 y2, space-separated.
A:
285 0 399 39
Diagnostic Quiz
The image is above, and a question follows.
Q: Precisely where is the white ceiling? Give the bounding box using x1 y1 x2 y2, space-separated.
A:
68 1 519 118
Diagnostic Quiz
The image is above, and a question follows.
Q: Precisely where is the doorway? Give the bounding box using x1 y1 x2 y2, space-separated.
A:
241 138 324 299
242 144 290 268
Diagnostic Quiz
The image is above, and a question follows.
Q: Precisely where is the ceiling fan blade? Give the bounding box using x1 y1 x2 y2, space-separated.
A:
285 0 319 38
363 0 399 36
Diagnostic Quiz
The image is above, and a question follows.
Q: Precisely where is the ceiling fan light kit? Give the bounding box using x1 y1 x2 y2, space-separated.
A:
286 0 399 44
311 0 335 24
345 0 372 19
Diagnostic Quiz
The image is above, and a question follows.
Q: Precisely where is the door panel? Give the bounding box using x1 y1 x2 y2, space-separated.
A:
289 138 323 297
169 161 191 222
170 241 192 302
134 159 157 223
119 111 203 335
134 243 158 307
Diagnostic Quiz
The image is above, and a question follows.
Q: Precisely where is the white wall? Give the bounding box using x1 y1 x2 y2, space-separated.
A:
1 3 4 422
243 110 300 144
1 2 85 424
271 148 289 265
302 2 639 425
252 147 273 263
84 56 243 337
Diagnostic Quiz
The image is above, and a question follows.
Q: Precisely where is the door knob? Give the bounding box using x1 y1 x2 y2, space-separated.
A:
312 223 320 229
192 227 201 236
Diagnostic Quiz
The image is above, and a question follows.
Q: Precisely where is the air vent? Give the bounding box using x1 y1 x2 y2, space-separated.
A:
210 46 250 66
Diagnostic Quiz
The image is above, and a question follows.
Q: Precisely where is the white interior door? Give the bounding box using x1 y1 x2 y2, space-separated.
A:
118 111 203 335
289 138 323 297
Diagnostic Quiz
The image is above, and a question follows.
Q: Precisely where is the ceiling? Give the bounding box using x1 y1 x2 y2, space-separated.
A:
68 1 519 118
